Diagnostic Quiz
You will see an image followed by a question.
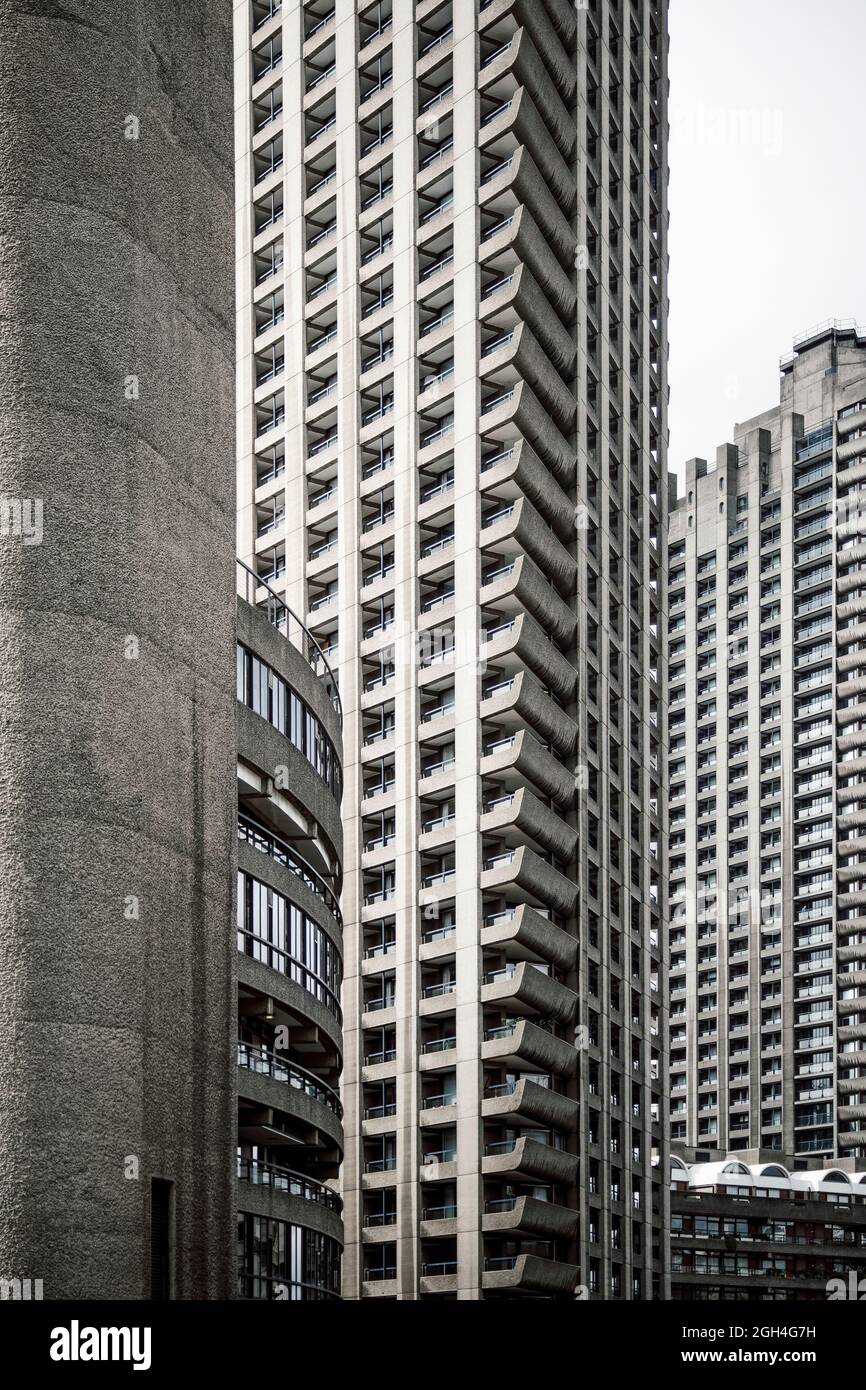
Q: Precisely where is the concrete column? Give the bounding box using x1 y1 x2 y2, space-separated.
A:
0 0 236 1299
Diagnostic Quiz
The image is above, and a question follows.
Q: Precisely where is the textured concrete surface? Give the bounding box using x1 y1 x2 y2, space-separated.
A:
0 0 236 1297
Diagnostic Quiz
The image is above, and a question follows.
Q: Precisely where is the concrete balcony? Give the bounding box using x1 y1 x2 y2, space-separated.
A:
839 461 866 493
482 493 577 594
838 620 866 651
481 667 578 757
838 595 866 622
836 682 866 709
482 318 576 425
481 841 576 916
838 701 866 727
237 1052 343 1162
837 781 866 807
501 145 574 267
837 997 866 1023
483 1195 578 1241
482 552 576 647
480 727 574 806
838 561 866 594
482 203 576 329
838 432 866 462
482 377 574 487
481 957 577 1024
838 728 866 753
481 784 576 861
491 88 576 214
482 1017 578 1078
484 610 578 702
237 1159 342 1247
362 1276 398 1298
482 1252 579 1296
482 1076 577 1131
481 901 577 970
540 0 578 46
481 437 574 540
838 541 866 571
482 1136 575 1185
481 20 576 126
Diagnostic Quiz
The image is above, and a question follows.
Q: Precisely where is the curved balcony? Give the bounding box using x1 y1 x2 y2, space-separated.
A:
484 610 578 702
837 781 866 808
483 263 577 390
481 439 574 540
481 22 575 125
237 817 341 953
838 701 866 728
481 318 576 424
480 838 573 912
483 206 576 330
482 1075 577 1131
482 1134 576 1185
481 728 574 806
540 0 577 44
237 1042 343 1160
838 540 866 571
237 1155 342 1245
838 595 866 621
483 492 576 594
482 901 577 971
482 1017 578 1077
237 705 342 871
482 1251 580 1296
495 145 574 267
481 785 576 862
486 88 575 213
237 930 342 1053
482 553 576 648
481 957 577 1025
483 1194 578 1241
838 432 866 462
481 376 575 486
481 668 577 757
238 558 340 719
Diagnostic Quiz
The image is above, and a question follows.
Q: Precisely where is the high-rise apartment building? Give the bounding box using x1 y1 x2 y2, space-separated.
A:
236 0 670 1300
667 320 866 1166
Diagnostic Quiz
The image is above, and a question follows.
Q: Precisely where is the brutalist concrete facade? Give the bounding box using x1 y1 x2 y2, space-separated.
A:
667 322 866 1168
235 0 670 1299
0 1 237 1298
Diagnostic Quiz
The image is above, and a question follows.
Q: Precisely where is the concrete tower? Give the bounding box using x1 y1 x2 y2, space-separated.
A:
235 0 670 1299
667 321 866 1166
0 0 237 1298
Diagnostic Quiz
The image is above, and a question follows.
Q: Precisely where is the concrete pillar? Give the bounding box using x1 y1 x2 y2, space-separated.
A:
0 0 236 1299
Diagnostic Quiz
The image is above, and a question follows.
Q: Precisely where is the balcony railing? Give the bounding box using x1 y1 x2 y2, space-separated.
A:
237 558 342 718
237 1041 343 1119
237 1156 342 1212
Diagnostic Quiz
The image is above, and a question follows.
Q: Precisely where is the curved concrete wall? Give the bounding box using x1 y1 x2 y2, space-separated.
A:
0 1 236 1298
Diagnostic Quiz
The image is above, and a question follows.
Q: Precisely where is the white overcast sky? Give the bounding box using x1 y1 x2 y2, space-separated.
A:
667 0 866 485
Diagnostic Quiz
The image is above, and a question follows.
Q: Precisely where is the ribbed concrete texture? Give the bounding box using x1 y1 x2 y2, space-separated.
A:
0 1 237 1298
